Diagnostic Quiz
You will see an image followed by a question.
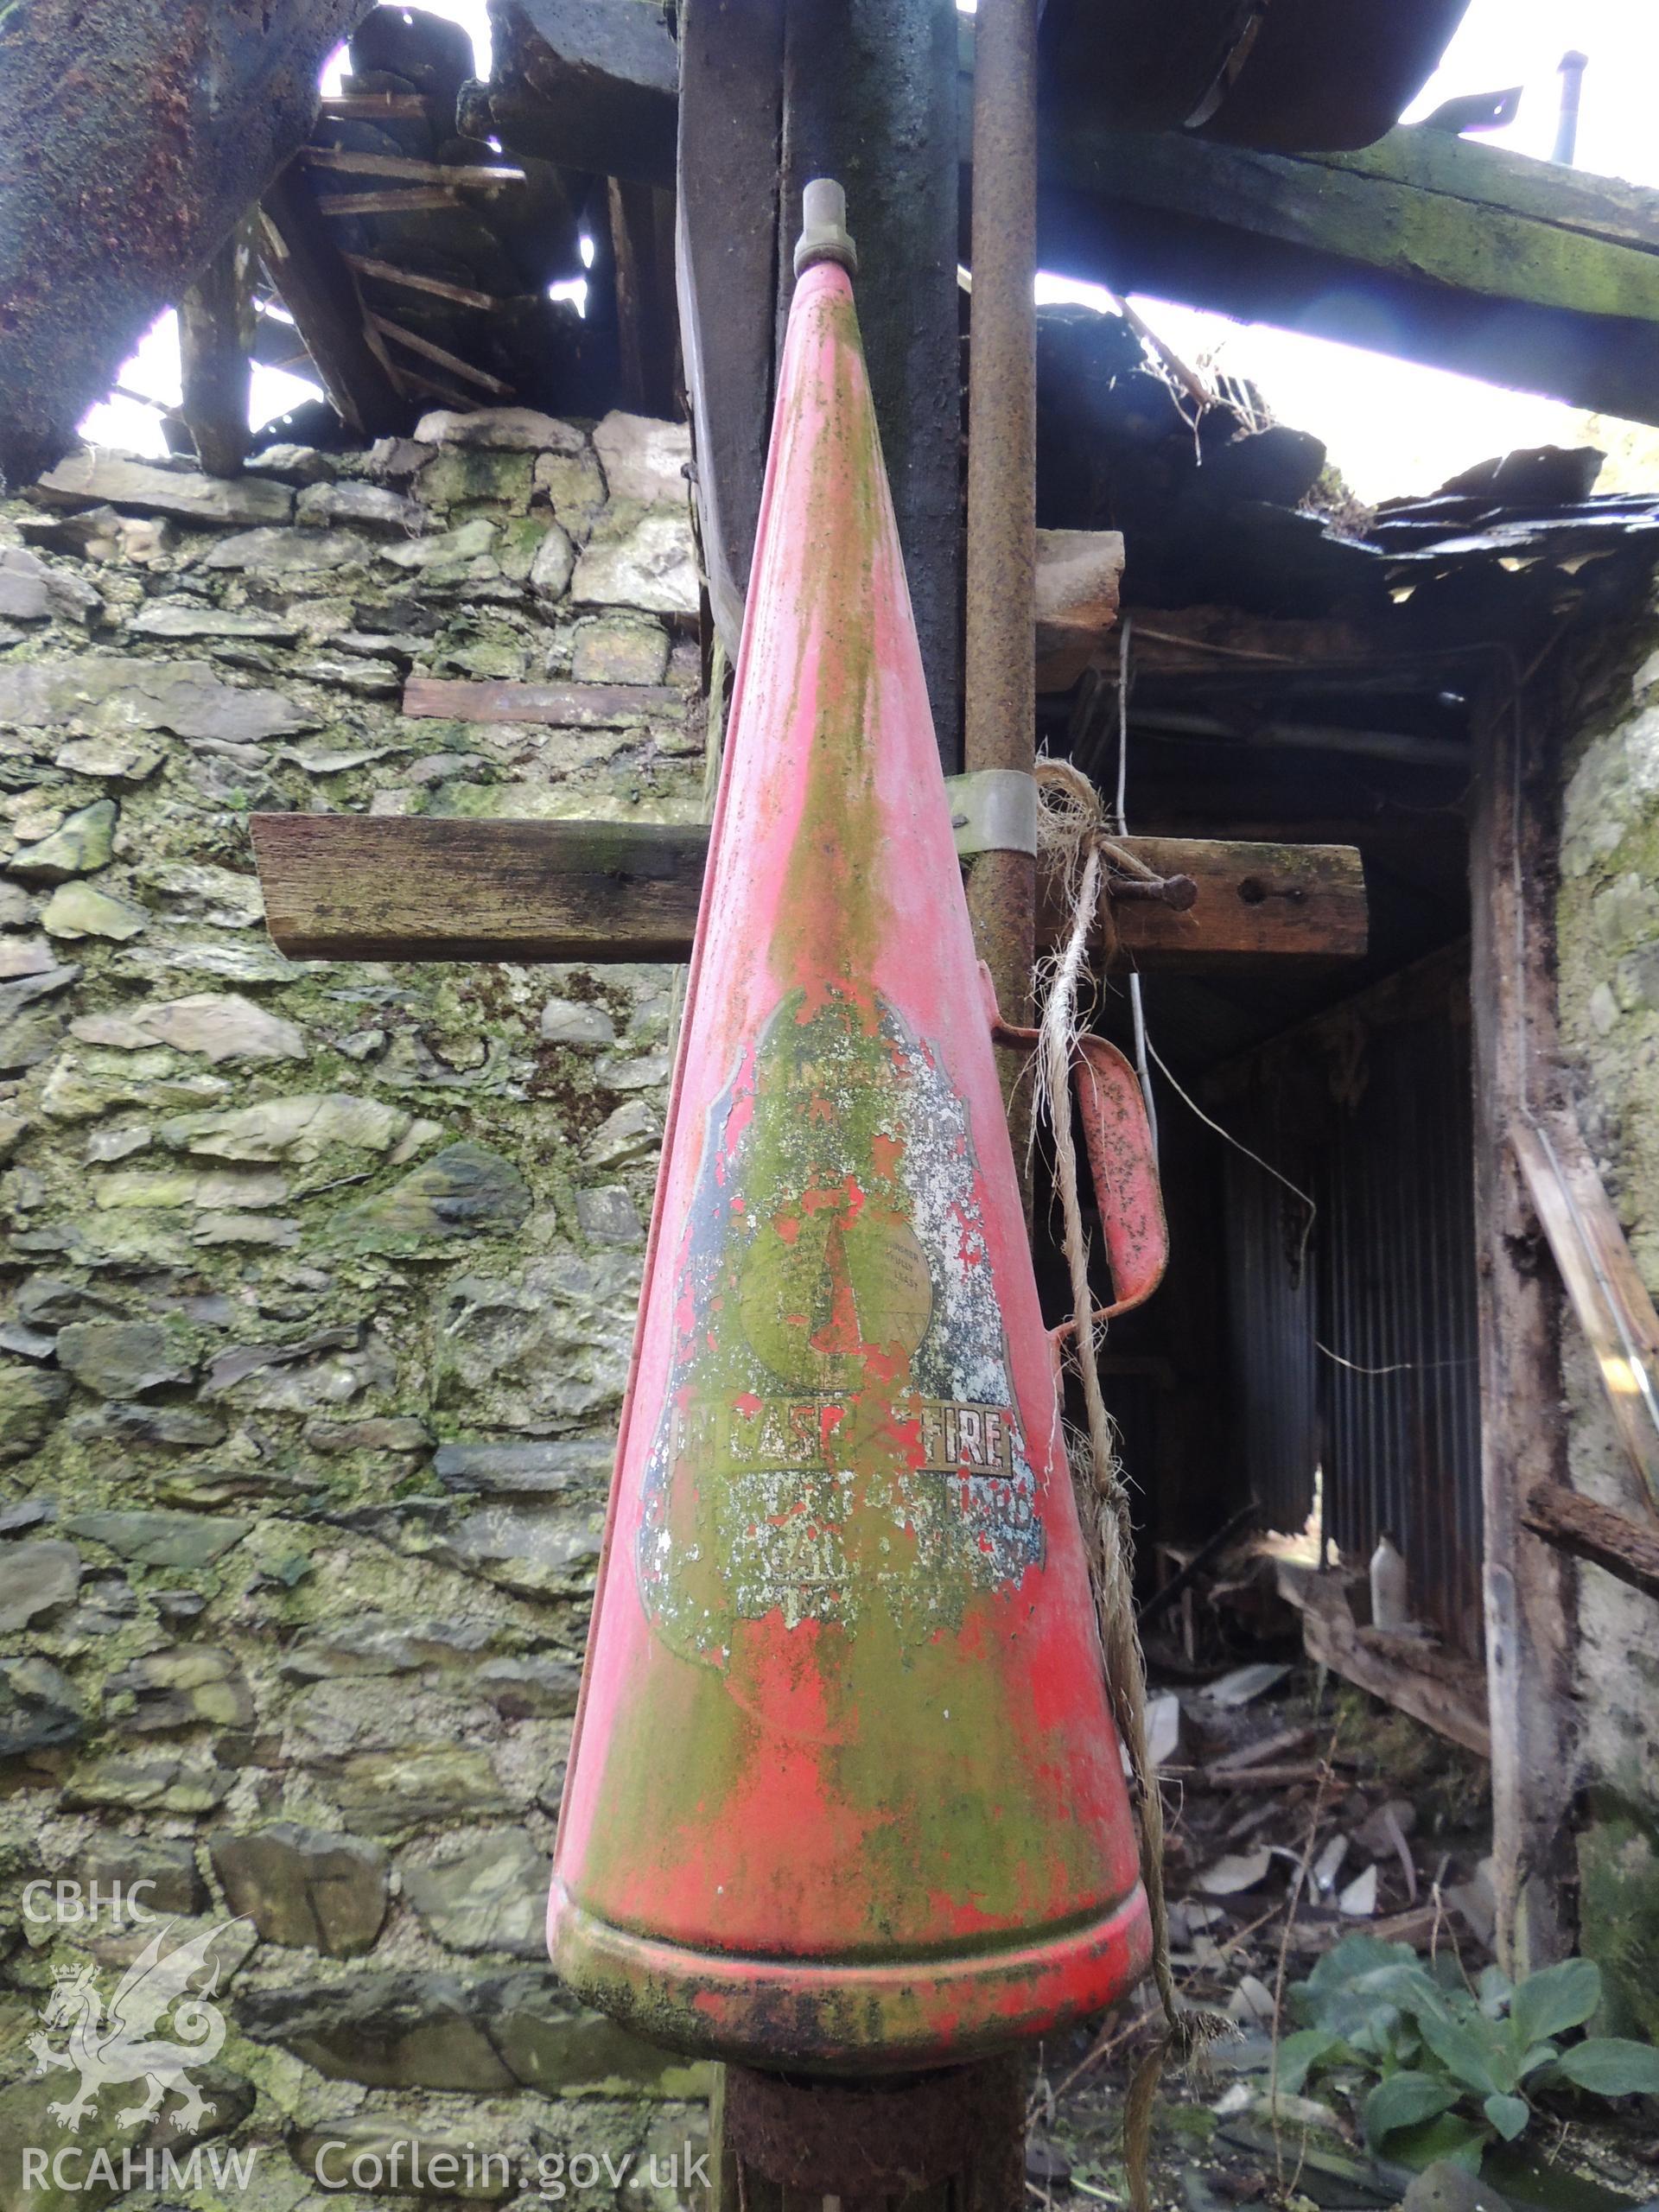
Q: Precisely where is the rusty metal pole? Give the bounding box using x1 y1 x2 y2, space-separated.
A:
964 0 1039 1082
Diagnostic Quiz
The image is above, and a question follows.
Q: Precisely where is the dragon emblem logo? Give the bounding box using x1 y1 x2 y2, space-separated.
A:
27 1919 238 2134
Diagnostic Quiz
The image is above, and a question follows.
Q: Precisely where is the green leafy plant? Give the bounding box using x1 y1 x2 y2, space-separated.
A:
1280 1935 1659 2172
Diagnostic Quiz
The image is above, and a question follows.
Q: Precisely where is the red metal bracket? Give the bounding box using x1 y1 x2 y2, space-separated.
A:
978 962 1169 1330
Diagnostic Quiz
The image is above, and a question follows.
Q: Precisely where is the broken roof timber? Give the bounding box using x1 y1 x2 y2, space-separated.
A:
0 0 380 484
1036 119 1659 426
483 3 1659 423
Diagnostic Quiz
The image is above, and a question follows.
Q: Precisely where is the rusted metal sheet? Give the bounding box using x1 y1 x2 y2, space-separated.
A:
1216 950 1482 1658
549 207 1148 2073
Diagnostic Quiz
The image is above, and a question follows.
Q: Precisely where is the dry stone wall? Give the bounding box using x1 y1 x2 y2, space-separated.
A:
0 410 711 2212
1557 589 1659 2038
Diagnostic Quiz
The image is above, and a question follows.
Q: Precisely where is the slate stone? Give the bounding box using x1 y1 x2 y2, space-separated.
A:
246 442 340 485
105 1645 254 1732
0 1540 80 1630
41 881 149 940
61 1510 250 1568
539 996 614 1046
0 1369 72 1463
35 448 295 526
128 602 300 641
593 411 692 505
474 1655 582 1719
340 1141 531 1250
571 619 671 687
62 1753 233 1811
280 1615 491 1680
0 654 313 744
418 448 534 513
54 732 166 780
238 1966 689 2097
211 1822 390 1954
111 992 305 1063
67 1401 228 1449
322 1747 513 1839
296 480 422 532
161 1090 410 1165
303 1415 430 1454
0 1657 85 1755
56 1319 195 1397
572 507 698 615
431 1436 614 1494
413 405 585 451
582 1097 660 1167
9 799 116 880
0 1497 52 1534
433 1252 640 1427
429 1502 603 1602
481 1970 709 2098
575 1184 643 1246
78 1832 206 1914
0 544 102 625
528 522 575 600
201 525 372 572
402 1829 547 1956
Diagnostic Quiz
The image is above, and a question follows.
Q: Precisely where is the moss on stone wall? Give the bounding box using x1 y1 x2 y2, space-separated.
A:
1557 579 1659 2034
0 407 709 2212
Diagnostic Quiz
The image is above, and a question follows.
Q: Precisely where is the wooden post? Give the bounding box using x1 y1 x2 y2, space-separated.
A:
963 0 1039 1077
179 216 257 478
1469 671 1580 1973
777 0 963 762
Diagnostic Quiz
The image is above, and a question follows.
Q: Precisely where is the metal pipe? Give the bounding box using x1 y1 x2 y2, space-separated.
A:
1554 50 1588 168
964 0 1039 1044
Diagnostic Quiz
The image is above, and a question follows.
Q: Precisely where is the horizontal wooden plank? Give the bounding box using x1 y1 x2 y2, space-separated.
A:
252 815 709 965
1034 117 1659 426
1044 836 1368 967
1278 1562 1491 1759
303 147 526 188
251 816 1367 968
317 187 461 217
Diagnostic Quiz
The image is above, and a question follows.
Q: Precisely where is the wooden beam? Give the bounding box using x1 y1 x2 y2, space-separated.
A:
259 171 406 439
319 92 437 122
367 314 515 397
1512 1109 1659 1518
343 257 504 313
179 216 256 479
317 188 463 218
416 1 1659 423
0 0 379 483
608 178 680 421
676 0 785 658
493 0 678 189
1034 114 1659 427
1522 1484 1659 1605
302 149 527 190
250 814 1366 968
779 0 964 763
1279 1565 1491 1759
1470 667 1578 1973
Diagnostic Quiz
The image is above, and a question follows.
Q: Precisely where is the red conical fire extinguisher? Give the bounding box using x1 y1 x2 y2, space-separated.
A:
550 181 1154 2073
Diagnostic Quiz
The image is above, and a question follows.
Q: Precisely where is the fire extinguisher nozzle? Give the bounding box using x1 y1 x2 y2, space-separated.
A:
795 176 859 279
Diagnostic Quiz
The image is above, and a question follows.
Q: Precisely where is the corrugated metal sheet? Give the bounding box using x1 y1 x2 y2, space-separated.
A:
1217 949 1484 1657
1222 1089 1320 1541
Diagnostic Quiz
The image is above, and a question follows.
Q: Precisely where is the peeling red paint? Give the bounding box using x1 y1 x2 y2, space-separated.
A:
548 259 1147 2072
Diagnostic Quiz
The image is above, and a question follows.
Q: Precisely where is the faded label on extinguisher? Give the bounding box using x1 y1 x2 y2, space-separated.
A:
636 988 1045 1662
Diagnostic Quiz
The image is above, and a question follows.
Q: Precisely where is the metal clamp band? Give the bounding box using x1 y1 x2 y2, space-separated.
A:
946 768 1039 859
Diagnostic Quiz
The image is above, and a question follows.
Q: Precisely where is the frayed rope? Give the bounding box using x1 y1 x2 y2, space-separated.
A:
1033 760 1231 2208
